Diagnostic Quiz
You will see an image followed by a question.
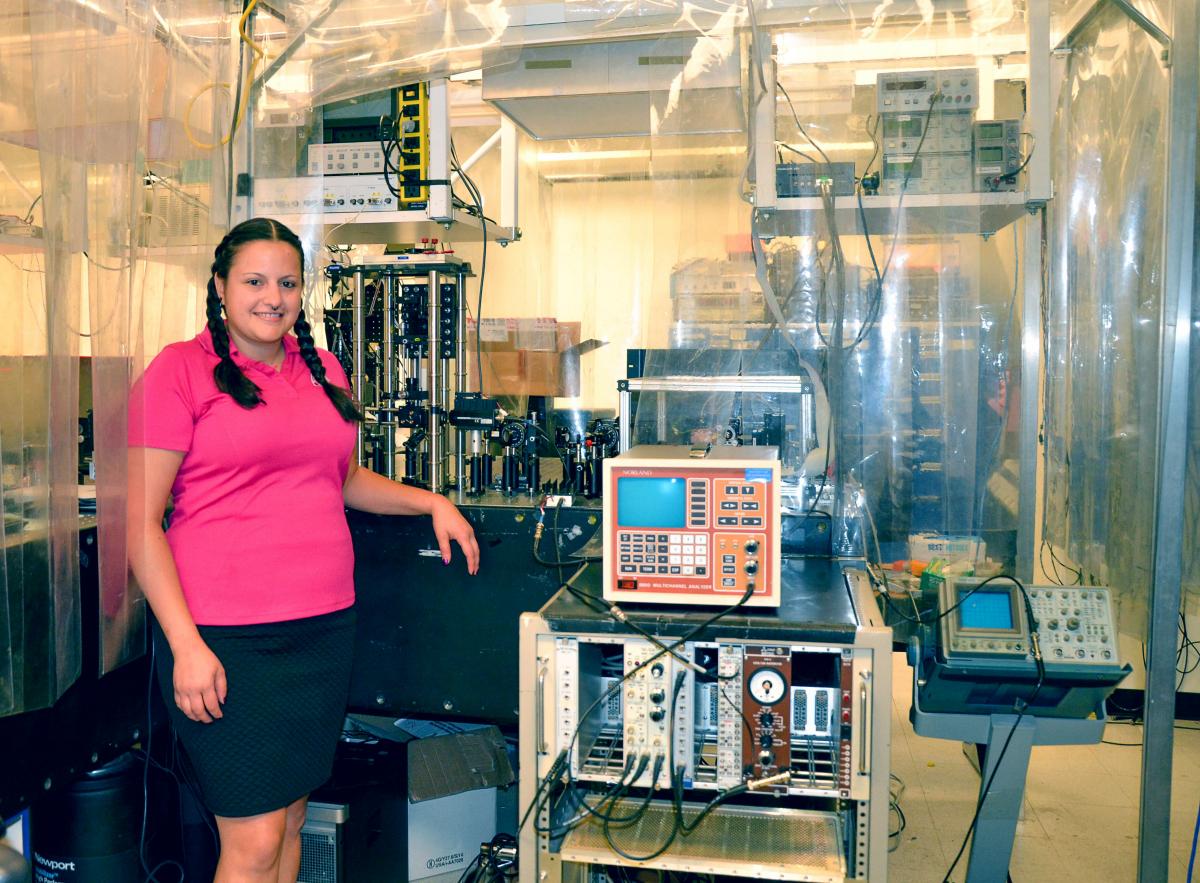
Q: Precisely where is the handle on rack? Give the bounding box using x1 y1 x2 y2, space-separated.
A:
536 660 549 755
858 672 871 776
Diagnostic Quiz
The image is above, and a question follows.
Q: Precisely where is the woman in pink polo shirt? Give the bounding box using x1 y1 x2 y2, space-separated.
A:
127 217 479 883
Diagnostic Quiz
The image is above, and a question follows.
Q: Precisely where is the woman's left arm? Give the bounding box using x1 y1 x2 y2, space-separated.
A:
343 462 480 574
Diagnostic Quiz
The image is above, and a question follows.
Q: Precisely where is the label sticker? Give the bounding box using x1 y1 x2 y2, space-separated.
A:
744 468 773 483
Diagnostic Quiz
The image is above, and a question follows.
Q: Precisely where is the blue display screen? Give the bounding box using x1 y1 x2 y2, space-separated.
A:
958 589 1014 630
617 477 687 528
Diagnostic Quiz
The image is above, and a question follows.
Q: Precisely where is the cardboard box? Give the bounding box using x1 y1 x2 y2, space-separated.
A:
467 318 583 397
347 715 515 882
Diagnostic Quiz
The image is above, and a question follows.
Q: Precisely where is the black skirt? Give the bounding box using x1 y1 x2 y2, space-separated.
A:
152 606 356 818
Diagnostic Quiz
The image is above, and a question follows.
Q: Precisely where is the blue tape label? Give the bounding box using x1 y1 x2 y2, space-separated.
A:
744 468 773 482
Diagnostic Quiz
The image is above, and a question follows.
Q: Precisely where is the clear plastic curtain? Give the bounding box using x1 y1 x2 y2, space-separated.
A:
628 3 1026 570
25 0 169 690
0 0 236 711
1124 0 1172 36
0 4 44 716
76 5 155 675
126 0 270 664
1182 172 1200 618
136 0 235 351
640 16 769 443
1042 6 1167 635
8 0 98 711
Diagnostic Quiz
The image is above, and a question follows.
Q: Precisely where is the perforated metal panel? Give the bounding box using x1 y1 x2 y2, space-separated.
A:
560 799 845 881
298 829 339 883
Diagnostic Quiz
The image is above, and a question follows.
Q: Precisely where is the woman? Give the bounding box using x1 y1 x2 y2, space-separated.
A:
127 217 479 883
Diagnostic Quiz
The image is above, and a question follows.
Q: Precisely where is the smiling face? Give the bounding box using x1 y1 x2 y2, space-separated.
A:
214 239 303 365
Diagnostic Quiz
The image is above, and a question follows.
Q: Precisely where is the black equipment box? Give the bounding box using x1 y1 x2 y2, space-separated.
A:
347 499 597 724
776 162 857 198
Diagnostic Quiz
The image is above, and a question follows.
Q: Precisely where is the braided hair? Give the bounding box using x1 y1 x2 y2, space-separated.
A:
293 308 361 421
206 218 361 421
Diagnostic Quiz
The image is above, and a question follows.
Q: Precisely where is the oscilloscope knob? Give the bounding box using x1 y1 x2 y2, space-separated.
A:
744 560 759 575
649 707 666 723
744 539 759 554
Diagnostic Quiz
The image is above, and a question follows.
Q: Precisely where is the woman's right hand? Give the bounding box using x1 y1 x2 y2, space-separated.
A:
171 638 228 723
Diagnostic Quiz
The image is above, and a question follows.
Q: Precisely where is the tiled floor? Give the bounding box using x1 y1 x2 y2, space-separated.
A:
887 653 1200 882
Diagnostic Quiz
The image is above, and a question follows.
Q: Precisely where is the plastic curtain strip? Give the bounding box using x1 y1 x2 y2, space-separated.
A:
0 16 47 715
0 252 45 717
79 6 155 676
1043 5 1168 634
1183 227 1200 617
20 0 94 710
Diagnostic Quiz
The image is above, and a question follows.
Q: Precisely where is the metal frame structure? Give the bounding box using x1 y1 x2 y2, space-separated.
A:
518 568 893 882
751 5 1054 583
344 257 471 493
616 374 817 457
234 64 522 244
1060 0 1171 52
1048 2 1197 879
1137 3 1195 879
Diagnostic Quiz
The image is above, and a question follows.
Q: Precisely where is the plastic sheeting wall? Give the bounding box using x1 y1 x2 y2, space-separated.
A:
0 0 239 716
1043 5 1168 635
618 9 1028 567
240 0 1029 567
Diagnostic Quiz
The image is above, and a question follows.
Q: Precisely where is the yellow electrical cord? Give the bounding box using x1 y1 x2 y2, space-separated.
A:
183 0 265 150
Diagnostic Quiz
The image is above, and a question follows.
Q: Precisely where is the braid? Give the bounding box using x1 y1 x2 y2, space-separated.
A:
205 276 263 409
294 310 362 422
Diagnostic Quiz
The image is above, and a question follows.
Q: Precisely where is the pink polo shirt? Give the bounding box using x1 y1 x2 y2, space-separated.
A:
129 328 357 626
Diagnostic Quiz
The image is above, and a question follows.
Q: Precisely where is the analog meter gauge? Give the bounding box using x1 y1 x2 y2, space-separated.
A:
747 668 787 705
